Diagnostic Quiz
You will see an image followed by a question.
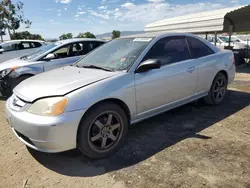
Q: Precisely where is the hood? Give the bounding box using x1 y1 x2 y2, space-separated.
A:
14 65 120 102
0 58 31 71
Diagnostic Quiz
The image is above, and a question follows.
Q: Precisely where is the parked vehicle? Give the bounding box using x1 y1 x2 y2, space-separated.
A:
5 33 235 159
0 38 105 96
207 36 248 50
0 40 46 62
0 45 4 54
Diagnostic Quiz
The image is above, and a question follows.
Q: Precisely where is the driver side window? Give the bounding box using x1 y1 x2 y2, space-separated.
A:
143 37 190 66
50 44 71 59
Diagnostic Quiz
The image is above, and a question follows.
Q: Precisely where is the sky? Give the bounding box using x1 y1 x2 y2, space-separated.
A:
12 0 249 39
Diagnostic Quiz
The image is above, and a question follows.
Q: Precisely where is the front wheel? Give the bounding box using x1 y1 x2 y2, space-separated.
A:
204 72 228 105
77 102 128 159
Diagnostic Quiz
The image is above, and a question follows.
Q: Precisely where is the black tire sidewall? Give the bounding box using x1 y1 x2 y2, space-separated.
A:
210 73 227 105
77 102 128 159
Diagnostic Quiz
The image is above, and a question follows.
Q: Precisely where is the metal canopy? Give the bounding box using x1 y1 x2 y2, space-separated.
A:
144 5 250 34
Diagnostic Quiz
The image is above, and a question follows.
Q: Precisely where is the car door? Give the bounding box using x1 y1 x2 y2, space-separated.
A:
186 37 216 94
134 36 198 119
43 43 82 71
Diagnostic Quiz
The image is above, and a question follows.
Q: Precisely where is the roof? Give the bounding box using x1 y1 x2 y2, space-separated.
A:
58 38 106 44
2 39 44 43
144 5 250 34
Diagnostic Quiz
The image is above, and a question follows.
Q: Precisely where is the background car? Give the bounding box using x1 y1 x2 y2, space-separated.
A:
0 38 105 96
0 40 46 62
6 33 235 159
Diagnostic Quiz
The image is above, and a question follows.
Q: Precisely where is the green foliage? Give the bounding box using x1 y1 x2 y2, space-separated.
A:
59 33 73 40
11 31 44 40
112 30 121 39
0 0 32 40
76 32 96 38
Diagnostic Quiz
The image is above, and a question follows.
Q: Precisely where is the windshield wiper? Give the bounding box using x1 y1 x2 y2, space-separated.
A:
81 65 114 72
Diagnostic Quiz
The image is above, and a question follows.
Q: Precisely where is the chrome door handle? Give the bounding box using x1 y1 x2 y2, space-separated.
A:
187 67 195 73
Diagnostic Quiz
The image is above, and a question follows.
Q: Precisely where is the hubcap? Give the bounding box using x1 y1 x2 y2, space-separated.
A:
213 78 226 102
88 112 122 150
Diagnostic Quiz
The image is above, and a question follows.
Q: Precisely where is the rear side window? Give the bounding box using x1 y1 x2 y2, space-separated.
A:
33 42 42 48
187 37 214 58
143 37 190 66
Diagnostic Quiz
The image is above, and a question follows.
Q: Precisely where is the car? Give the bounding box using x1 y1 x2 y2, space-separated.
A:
207 36 248 50
0 40 46 61
0 45 4 54
0 38 105 96
5 33 235 159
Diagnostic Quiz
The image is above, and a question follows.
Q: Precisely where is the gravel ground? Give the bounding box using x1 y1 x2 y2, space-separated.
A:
0 66 249 188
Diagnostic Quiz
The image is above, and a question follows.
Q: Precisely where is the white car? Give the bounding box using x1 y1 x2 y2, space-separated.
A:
208 36 248 50
0 40 46 63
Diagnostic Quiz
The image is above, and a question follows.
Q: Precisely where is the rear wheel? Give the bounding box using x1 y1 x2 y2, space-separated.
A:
77 102 128 159
204 72 227 105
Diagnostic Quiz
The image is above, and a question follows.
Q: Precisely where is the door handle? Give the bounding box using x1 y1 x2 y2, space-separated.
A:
187 67 195 73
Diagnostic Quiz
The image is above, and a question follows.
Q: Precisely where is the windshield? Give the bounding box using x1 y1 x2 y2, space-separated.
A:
23 43 59 60
76 38 152 71
219 37 240 43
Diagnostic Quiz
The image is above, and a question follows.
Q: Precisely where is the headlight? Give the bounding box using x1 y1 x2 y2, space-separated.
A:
27 97 68 116
1 67 19 78
1 68 12 78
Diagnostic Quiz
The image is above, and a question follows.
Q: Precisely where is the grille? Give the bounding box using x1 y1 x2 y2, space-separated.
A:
10 94 27 111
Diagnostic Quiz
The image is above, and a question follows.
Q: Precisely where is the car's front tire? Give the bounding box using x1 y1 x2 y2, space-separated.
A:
77 102 128 159
204 72 228 105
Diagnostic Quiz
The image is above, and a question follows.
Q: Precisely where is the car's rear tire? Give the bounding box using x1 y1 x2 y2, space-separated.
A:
77 102 128 159
204 72 227 105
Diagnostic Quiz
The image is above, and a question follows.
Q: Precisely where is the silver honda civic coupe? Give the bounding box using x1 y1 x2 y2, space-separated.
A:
5 33 235 159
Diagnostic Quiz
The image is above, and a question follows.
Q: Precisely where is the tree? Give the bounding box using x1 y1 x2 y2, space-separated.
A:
59 33 73 40
112 30 120 39
11 31 44 40
0 0 32 41
76 32 96 38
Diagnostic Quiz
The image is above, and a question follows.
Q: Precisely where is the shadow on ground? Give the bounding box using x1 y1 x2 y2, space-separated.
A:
236 63 250 74
28 89 250 177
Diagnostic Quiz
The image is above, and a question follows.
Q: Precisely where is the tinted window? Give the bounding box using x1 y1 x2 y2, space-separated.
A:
187 37 214 58
72 42 84 56
143 37 190 66
33 42 42 48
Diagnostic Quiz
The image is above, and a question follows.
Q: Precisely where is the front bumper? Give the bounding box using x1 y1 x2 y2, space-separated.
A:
5 97 86 153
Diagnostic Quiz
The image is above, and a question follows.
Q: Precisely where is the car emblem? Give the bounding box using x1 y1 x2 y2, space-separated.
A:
13 97 18 106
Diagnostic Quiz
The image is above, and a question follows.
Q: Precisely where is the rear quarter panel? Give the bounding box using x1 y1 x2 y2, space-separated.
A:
196 50 235 94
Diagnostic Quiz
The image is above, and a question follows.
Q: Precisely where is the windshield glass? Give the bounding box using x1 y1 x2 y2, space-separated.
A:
76 38 152 71
23 43 59 60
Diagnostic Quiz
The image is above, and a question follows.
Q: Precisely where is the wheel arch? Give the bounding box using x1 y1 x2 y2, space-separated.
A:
80 98 131 124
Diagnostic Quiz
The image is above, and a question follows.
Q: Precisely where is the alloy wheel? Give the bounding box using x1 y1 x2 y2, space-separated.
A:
88 111 122 151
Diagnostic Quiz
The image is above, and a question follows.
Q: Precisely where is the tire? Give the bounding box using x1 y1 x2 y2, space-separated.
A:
77 102 128 159
204 72 227 105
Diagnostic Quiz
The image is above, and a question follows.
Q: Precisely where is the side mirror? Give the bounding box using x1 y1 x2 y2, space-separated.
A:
44 53 55 60
135 59 161 73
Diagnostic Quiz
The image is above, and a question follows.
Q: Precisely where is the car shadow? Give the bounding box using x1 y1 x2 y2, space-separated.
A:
28 89 250 177
236 63 250 74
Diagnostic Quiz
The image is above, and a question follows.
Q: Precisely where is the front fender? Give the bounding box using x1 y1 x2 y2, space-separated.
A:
9 64 43 78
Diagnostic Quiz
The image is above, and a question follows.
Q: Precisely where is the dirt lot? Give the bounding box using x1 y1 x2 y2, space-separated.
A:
0 66 250 188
